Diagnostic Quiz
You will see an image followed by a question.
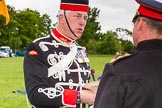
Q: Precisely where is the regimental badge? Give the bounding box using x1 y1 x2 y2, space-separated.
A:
28 50 38 56
76 49 89 63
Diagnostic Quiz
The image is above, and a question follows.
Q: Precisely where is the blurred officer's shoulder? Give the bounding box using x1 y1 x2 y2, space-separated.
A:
110 52 131 63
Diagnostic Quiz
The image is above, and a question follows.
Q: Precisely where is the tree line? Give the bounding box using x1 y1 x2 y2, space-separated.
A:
0 6 134 55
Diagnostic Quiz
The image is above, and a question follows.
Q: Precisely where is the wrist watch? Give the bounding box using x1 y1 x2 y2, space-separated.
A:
76 91 81 104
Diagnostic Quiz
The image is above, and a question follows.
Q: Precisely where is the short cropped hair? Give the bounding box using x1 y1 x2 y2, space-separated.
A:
57 10 70 18
142 16 162 35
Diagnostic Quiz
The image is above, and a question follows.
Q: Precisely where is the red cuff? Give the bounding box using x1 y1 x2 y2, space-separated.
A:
63 89 77 105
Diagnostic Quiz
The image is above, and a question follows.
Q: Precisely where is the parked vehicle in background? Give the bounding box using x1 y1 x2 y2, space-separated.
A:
0 46 14 57
0 46 11 51
0 46 26 57
0 50 9 58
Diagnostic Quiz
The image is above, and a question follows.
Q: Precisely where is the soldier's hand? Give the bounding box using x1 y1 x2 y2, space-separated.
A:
80 89 96 105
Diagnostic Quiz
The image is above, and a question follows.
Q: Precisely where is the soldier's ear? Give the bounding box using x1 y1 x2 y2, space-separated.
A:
58 14 65 23
136 18 144 31
138 18 149 33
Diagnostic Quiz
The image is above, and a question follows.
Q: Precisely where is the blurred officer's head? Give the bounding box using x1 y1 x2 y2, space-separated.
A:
132 0 162 46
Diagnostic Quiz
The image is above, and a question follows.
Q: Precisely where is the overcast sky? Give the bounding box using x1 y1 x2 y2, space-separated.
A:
5 0 139 33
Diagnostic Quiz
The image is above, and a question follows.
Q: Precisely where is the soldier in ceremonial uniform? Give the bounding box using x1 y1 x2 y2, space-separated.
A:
94 0 162 108
24 0 96 108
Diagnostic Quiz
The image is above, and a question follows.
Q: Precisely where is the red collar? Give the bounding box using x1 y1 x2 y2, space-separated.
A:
52 28 73 43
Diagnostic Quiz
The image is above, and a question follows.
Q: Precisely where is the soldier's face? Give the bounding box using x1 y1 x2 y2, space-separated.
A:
65 11 88 39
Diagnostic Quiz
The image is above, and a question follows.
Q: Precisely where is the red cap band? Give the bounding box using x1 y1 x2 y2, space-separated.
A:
60 3 89 12
138 5 162 20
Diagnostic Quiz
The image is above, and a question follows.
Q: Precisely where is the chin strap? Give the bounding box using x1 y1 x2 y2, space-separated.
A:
64 10 79 39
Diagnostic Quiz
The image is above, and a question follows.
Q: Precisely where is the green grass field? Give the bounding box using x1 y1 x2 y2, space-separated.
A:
0 57 26 108
0 55 113 108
